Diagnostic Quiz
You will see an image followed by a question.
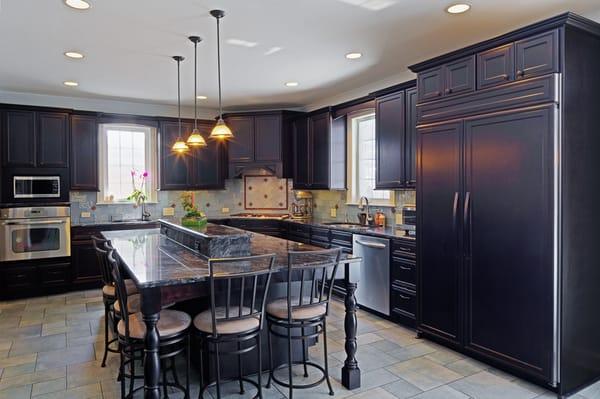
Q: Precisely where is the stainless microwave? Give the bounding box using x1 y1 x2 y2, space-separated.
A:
13 176 61 199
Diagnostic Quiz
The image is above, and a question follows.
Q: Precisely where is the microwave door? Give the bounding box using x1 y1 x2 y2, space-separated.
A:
13 176 60 198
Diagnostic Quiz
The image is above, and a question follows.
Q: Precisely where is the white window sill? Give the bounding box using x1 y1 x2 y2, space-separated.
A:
95 201 159 206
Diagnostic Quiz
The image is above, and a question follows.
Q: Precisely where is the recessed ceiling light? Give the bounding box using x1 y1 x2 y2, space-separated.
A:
446 3 470 14
226 38 258 48
63 81 79 87
196 95 208 100
346 52 362 59
64 51 84 59
64 0 91 10
285 82 299 87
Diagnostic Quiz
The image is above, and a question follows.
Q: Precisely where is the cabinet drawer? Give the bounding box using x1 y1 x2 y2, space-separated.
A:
392 239 416 260
392 257 416 289
330 229 353 249
0 266 38 299
40 263 71 287
391 286 416 323
516 29 559 80
311 226 330 243
310 239 330 249
477 43 515 89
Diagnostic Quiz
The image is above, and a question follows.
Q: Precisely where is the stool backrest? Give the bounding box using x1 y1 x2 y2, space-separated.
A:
285 248 342 322
92 236 113 287
207 253 276 337
107 249 133 337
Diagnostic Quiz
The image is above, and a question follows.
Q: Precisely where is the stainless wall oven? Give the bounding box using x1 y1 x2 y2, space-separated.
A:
13 176 60 199
0 207 71 262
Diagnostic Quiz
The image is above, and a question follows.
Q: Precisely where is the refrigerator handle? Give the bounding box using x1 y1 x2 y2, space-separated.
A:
464 191 471 256
452 192 460 234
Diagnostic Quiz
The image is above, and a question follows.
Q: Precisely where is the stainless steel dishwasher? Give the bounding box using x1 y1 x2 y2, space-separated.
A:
352 234 390 316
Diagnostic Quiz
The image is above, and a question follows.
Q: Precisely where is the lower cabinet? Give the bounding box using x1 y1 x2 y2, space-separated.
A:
391 285 416 327
71 239 102 288
0 261 71 299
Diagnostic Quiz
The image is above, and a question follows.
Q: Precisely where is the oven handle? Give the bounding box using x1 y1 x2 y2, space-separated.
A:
0 219 68 226
355 240 387 249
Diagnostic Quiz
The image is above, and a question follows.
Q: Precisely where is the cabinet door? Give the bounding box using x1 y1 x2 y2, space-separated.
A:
375 91 405 189
477 44 515 89
192 122 226 189
71 241 103 286
37 112 69 167
0 265 38 299
417 121 462 345
254 115 282 162
3 110 36 167
292 117 311 189
227 116 254 163
310 112 331 189
70 115 98 190
405 87 418 187
444 56 475 96
417 67 444 102
463 105 555 381
159 120 193 190
516 30 559 80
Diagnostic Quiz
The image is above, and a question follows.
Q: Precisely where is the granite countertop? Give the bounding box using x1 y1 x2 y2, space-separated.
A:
71 219 160 228
285 218 416 240
102 228 360 289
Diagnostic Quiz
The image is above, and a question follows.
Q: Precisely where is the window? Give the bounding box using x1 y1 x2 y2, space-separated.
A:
98 124 157 203
346 111 394 206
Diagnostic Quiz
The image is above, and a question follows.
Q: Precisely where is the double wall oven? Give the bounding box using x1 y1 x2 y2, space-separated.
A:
0 206 71 262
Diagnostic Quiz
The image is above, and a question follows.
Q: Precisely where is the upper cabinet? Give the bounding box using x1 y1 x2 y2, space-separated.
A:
2 109 69 168
292 109 345 190
416 29 560 100
158 119 227 190
417 56 475 102
373 82 417 189
70 114 98 191
223 111 297 178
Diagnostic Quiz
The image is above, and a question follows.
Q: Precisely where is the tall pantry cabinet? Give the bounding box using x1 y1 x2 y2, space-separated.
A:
410 13 600 397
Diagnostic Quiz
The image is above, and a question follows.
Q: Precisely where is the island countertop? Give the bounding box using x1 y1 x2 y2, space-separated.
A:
102 227 360 289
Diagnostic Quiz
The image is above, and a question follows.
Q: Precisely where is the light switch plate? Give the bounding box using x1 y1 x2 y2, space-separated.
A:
330 208 337 218
395 213 403 225
81 211 91 218
221 207 230 214
162 207 175 216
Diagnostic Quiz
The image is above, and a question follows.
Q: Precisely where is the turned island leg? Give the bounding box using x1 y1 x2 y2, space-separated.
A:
141 287 162 399
342 273 361 390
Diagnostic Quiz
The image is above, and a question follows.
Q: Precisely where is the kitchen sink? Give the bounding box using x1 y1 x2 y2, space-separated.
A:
323 222 371 230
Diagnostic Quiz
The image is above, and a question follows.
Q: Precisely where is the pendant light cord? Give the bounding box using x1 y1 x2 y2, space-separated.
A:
216 16 223 119
177 58 182 138
194 41 198 129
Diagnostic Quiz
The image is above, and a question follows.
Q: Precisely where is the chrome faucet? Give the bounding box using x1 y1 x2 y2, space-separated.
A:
357 196 372 226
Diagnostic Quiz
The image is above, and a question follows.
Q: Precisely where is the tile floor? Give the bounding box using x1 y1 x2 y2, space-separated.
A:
0 289 595 399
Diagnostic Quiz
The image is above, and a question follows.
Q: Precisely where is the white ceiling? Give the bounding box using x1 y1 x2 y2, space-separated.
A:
1 0 600 113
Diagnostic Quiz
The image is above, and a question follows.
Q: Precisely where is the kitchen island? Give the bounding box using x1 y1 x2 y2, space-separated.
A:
103 224 362 399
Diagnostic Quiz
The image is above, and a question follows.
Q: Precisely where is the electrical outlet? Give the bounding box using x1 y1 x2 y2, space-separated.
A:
221 207 230 214
395 213 403 225
162 207 175 216
330 208 337 218
81 211 91 218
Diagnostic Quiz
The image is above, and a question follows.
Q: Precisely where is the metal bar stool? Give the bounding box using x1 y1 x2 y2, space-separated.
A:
266 248 342 399
193 253 276 399
92 236 138 368
107 249 192 399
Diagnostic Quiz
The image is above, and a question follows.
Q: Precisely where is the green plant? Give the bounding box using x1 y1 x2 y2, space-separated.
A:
127 169 148 206
180 192 204 218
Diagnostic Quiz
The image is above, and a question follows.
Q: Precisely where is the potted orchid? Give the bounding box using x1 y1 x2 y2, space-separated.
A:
180 191 207 228
127 169 151 221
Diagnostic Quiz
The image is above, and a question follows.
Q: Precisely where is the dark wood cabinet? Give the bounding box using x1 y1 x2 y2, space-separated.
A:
374 82 417 189
417 120 463 346
0 265 38 299
1 109 69 168
192 121 227 189
309 112 331 189
417 67 443 102
71 240 102 287
37 112 69 168
477 43 515 89
70 114 98 190
39 263 71 290
254 115 282 162
3 110 36 167
444 56 475 96
463 106 555 381
516 30 559 80
375 91 405 188
292 117 311 189
227 116 255 163
0 260 71 300
159 120 194 190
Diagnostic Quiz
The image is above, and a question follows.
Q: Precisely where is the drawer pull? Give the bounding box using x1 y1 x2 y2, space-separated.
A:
399 265 412 270
399 294 411 300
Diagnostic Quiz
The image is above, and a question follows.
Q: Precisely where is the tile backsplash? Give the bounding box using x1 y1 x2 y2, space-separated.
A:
70 178 414 227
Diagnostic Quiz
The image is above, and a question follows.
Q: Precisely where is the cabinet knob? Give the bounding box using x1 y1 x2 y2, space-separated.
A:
502 74 509 80
517 70 524 77
445 88 452 94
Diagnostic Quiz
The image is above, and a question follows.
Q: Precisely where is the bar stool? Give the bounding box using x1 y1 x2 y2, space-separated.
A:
266 248 341 399
193 253 276 399
107 250 192 399
92 236 138 368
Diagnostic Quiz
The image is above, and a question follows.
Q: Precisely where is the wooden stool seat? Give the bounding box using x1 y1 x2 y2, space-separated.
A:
114 293 141 314
194 307 260 334
102 279 138 297
267 298 326 320
118 310 192 340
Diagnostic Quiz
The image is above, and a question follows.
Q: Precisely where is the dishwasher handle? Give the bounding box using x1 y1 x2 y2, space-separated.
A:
355 240 387 249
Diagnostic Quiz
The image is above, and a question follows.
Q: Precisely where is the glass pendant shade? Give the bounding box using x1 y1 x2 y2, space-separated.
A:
172 139 189 152
210 118 233 139
187 128 207 147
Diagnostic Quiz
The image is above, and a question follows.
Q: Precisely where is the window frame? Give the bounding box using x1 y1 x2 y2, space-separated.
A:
97 123 158 204
345 109 395 207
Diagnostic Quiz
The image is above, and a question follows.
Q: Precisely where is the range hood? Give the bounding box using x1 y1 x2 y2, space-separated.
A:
228 162 283 178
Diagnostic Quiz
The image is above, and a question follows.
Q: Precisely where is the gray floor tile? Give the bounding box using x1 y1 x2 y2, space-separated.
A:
36 344 96 371
382 377 423 398
411 385 470 399
9 334 66 357
0 384 32 399
450 371 539 399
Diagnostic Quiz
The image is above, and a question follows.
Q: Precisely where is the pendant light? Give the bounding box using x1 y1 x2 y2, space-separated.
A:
171 56 189 153
186 36 207 147
209 9 234 140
